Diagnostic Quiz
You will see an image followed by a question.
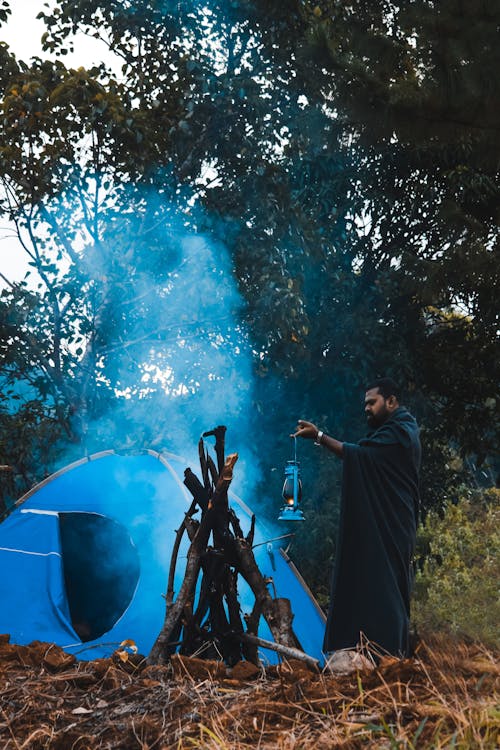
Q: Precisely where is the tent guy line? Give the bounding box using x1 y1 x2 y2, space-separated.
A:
0 546 61 557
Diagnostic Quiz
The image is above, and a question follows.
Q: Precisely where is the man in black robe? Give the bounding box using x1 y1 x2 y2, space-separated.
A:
293 378 421 660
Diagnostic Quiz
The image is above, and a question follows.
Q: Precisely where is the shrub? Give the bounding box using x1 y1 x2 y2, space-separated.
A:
413 487 500 648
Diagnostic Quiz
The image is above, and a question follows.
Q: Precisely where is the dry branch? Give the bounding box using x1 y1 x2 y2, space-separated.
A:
198 438 210 491
150 430 302 668
149 452 238 665
202 425 226 474
237 632 320 669
232 537 299 650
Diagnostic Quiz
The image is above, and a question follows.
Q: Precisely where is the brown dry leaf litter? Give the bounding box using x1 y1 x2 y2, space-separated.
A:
0 634 498 749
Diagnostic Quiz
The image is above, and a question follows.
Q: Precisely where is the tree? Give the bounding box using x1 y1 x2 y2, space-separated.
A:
0 0 498 593
0 17 254 494
294 0 499 455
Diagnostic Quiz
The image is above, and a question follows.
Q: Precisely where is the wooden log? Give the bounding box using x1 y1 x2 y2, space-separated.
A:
166 502 198 608
225 568 244 633
206 453 219 487
245 600 261 635
148 510 213 665
183 468 209 511
189 549 219 631
184 515 200 542
222 567 245 665
151 442 310 668
166 518 187 609
274 598 297 649
229 508 244 540
232 537 300 650
183 516 207 634
148 453 238 665
209 453 236 544
202 425 226 475
198 438 210 491
207 562 240 665
245 514 256 546
236 632 320 670
186 521 210 640
147 543 202 663
242 601 261 664
209 453 237 509
194 453 239 661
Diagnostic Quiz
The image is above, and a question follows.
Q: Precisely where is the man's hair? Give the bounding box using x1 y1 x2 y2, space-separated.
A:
365 377 401 402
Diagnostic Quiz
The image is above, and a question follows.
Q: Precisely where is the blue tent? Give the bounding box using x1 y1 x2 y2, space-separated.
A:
0 450 325 662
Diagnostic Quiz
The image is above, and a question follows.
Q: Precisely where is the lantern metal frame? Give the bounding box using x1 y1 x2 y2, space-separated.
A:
278 436 305 522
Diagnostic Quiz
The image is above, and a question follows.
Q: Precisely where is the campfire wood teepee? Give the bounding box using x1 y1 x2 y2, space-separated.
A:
148 426 311 667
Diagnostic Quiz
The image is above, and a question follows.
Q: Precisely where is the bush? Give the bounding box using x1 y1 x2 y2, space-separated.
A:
413 488 500 648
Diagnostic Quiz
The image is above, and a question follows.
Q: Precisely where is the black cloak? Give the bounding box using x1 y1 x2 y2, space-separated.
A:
323 407 421 657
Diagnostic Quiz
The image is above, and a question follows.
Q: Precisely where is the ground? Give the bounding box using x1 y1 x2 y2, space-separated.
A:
0 635 498 749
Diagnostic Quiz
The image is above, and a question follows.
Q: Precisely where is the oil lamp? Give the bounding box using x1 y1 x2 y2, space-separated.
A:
278 437 305 522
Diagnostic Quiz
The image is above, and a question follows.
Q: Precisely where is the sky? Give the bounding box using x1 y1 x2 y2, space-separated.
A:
1 0 47 60
1 0 109 66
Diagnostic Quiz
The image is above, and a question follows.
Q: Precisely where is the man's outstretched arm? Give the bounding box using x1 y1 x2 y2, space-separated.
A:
292 420 344 459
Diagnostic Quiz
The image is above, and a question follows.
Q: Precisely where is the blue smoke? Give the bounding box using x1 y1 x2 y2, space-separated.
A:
57 178 261 499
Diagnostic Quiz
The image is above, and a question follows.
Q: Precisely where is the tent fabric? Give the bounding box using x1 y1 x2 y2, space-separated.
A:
0 511 78 645
0 451 325 662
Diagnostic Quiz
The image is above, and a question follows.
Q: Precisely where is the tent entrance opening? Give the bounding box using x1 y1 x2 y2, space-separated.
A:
59 512 140 642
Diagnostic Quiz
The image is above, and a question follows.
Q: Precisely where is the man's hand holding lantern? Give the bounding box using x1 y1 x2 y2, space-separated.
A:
291 420 320 441
291 420 343 457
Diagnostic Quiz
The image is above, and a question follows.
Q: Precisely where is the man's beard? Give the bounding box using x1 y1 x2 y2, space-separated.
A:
366 409 389 429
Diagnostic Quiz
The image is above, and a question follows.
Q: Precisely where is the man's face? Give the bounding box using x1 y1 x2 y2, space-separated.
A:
364 388 390 429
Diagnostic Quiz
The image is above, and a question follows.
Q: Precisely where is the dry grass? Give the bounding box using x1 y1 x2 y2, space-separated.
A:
0 635 498 749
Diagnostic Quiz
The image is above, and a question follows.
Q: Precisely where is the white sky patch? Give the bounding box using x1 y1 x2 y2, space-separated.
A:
0 221 28 284
1 0 47 61
1 0 117 70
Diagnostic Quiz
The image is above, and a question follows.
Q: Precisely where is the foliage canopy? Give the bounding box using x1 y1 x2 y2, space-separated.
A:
0 2 498 593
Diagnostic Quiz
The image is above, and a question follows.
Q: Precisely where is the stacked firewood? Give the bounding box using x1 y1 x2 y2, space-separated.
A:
148 426 305 667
